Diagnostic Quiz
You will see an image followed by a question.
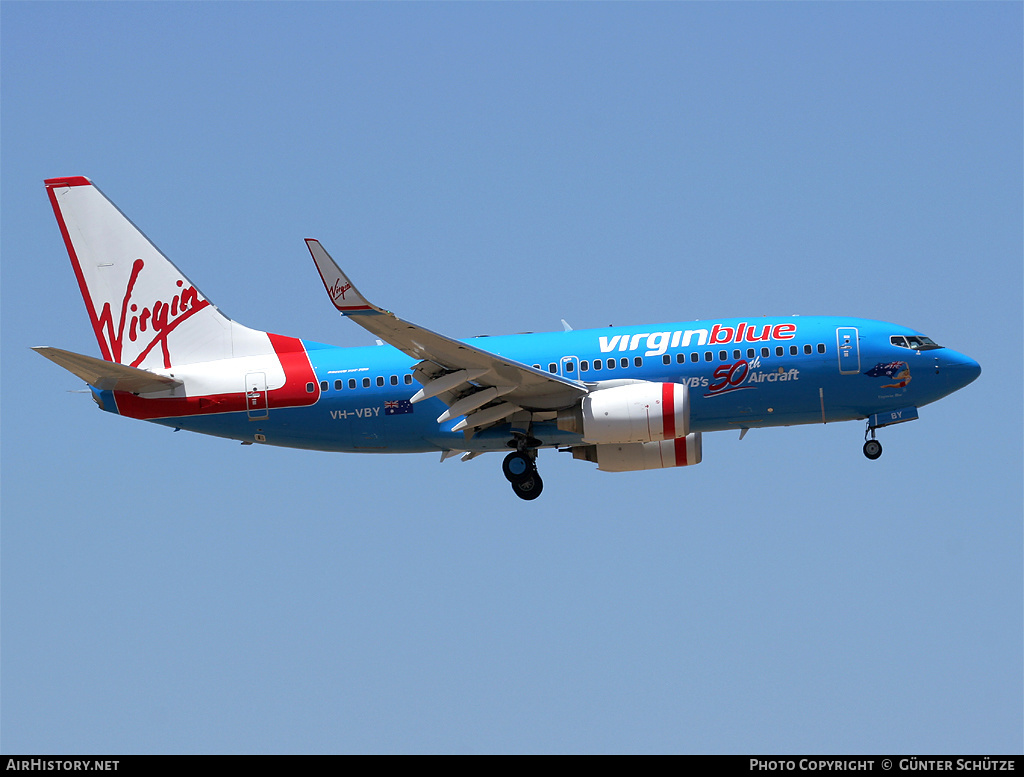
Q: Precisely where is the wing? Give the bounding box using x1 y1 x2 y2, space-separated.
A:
33 346 183 394
306 239 587 430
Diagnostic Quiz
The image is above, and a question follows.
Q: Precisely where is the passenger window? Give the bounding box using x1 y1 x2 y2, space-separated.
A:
565 362 575 372
621 358 628 368
580 361 589 372
690 352 699 363
306 382 315 393
362 377 370 388
776 346 784 357
789 346 798 356
376 376 384 387
761 347 770 358
677 353 686 364
404 374 413 385
719 350 728 361
817 343 826 354
349 379 357 389
549 363 557 373
663 355 671 365
704 352 713 362
320 381 329 391
592 360 601 371
733 349 741 360
747 348 755 358
633 357 642 367
334 380 343 391
533 364 541 369
607 359 616 370
390 375 398 386
804 344 812 355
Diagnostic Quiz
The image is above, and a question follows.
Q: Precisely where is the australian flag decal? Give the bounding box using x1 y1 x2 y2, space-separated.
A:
384 399 413 415
864 361 908 378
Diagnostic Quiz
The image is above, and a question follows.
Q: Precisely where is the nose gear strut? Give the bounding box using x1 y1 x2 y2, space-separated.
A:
863 422 883 460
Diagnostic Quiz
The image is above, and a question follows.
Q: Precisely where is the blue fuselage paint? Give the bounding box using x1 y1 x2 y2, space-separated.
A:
128 316 980 453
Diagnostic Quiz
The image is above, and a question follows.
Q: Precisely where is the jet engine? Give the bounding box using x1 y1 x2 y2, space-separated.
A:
556 382 689 444
572 433 703 472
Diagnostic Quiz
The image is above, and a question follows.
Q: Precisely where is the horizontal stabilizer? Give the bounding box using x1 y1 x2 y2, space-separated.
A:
33 346 182 394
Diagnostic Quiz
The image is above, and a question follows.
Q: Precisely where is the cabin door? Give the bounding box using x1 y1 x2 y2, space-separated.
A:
245 372 269 419
836 328 861 375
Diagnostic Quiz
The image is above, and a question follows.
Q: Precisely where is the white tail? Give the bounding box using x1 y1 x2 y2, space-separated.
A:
45 177 270 369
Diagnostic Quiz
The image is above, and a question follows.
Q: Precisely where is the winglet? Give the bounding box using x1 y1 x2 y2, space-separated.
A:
305 239 376 315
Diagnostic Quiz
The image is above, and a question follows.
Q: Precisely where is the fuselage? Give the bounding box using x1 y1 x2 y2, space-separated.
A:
93 315 981 454
39 176 983 500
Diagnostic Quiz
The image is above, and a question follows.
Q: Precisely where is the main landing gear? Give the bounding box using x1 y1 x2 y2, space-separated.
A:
503 450 543 501
863 422 883 460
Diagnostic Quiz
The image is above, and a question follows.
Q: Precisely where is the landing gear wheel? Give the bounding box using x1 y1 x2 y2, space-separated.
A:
863 439 883 460
502 451 533 483
511 472 544 501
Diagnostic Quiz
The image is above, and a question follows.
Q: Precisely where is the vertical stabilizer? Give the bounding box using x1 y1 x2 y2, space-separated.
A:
45 177 268 369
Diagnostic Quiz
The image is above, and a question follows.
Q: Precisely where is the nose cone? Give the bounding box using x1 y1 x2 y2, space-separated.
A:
945 350 981 390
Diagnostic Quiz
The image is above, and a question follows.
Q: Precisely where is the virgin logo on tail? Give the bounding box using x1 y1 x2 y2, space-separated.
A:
96 258 209 368
328 279 352 303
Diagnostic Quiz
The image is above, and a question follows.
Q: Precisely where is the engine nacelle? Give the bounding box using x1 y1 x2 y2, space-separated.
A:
556 382 689 445
572 433 703 472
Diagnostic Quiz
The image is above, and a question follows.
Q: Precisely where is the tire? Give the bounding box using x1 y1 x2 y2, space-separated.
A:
502 451 533 483
511 472 544 501
863 439 883 460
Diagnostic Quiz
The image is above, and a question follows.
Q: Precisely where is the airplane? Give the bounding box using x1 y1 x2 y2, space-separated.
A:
35 176 981 500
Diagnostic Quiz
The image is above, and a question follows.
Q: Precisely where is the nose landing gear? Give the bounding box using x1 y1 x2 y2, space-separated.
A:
503 450 544 501
862 407 919 460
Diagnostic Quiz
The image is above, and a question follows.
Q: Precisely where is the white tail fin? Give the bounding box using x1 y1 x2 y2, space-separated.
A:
45 177 269 369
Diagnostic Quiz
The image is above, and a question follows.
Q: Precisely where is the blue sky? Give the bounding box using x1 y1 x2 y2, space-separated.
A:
2 2 1021 754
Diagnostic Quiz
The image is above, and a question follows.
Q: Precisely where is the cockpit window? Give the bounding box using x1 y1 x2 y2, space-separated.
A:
891 335 942 351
